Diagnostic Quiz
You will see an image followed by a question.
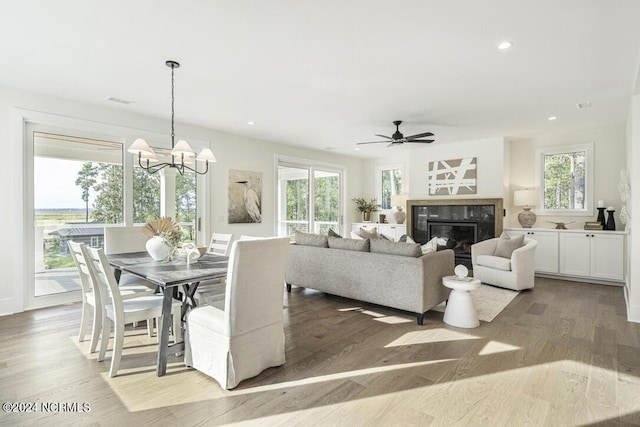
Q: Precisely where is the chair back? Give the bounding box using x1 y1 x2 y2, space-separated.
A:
223 237 290 336
104 226 149 255
84 246 125 316
67 240 98 300
207 232 234 256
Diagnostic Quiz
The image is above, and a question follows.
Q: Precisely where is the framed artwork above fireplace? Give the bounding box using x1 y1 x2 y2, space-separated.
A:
428 157 477 195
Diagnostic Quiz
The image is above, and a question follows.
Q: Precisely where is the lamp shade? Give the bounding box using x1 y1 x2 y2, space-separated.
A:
127 138 154 156
514 190 537 207
170 139 196 157
390 194 408 209
196 148 217 162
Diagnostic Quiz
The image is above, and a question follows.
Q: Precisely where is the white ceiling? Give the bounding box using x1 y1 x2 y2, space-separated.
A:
2 0 640 158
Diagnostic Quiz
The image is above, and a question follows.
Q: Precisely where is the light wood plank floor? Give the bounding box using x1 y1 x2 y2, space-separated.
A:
1 277 639 426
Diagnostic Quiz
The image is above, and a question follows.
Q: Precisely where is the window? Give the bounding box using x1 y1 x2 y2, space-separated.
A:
536 143 593 215
375 164 404 210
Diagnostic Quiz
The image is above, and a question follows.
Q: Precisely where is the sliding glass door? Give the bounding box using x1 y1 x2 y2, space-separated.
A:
277 161 343 237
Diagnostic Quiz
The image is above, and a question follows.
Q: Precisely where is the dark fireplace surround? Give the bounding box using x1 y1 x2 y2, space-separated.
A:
407 198 504 269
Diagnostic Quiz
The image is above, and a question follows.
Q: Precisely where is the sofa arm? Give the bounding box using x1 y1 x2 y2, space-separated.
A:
511 238 537 275
420 249 455 310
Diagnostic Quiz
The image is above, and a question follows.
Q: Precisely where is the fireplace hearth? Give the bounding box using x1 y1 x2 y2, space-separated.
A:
408 198 503 269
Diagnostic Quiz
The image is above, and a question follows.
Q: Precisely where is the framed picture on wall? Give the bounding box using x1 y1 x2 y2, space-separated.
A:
428 157 477 195
228 169 262 223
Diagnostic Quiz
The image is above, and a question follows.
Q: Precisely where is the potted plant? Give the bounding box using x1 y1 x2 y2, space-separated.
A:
352 197 381 222
141 217 182 261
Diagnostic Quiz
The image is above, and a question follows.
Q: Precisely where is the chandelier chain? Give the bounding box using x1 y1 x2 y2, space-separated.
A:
170 65 175 148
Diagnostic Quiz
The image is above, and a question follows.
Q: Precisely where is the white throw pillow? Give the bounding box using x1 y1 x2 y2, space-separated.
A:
350 231 364 240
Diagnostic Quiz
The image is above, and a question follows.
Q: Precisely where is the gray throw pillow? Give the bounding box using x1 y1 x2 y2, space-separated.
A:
295 231 329 248
328 228 342 238
494 232 524 258
357 227 379 240
328 236 370 252
370 239 422 257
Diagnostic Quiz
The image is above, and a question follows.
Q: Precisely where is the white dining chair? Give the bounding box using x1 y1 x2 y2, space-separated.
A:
195 232 235 306
185 236 290 389
84 246 183 377
103 226 157 289
68 240 156 353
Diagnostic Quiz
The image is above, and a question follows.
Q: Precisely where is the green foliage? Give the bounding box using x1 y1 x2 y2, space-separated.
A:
133 166 161 223
543 151 585 210
381 169 402 209
352 197 381 213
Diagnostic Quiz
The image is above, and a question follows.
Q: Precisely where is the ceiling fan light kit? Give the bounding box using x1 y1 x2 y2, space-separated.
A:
357 120 434 147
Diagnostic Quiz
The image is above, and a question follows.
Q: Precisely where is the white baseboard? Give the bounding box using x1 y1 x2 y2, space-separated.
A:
624 285 640 323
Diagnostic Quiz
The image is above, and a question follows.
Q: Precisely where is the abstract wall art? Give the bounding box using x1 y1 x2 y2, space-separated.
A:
428 157 477 195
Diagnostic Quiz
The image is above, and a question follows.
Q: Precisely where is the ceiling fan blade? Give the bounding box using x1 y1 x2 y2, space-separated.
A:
405 139 435 143
374 134 393 140
387 141 403 148
356 141 388 145
406 132 434 139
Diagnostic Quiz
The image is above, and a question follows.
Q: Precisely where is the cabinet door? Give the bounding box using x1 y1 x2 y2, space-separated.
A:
387 225 407 241
529 231 559 274
590 234 624 281
559 233 591 277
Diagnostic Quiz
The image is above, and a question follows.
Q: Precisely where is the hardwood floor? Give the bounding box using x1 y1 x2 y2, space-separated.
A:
1 277 639 426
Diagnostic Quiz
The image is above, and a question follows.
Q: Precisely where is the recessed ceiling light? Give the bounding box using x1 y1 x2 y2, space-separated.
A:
497 41 513 50
355 147 360 151
548 116 557 121
247 121 255 126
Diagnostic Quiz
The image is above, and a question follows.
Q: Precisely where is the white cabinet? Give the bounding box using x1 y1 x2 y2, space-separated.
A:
351 223 407 241
506 229 559 274
559 232 625 282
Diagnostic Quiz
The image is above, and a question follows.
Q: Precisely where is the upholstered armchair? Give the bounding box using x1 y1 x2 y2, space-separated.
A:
185 236 290 389
471 237 537 291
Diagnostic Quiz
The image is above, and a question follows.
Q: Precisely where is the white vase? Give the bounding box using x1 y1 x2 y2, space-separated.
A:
146 236 173 261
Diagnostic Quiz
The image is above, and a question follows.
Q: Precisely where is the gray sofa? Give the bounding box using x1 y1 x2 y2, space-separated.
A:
285 233 454 325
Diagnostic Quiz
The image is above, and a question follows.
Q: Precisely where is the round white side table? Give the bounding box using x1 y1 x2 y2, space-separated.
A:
442 275 482 328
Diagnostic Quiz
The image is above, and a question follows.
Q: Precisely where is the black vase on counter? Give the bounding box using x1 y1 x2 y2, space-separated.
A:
597 207 607 228
605 209 616 231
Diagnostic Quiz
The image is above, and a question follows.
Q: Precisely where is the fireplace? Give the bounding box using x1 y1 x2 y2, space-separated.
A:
408 198 503 269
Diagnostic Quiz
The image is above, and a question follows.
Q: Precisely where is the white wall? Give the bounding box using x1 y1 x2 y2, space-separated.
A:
361 137 507 221
0 85 364 315
508 125 627 229
626 95 640 322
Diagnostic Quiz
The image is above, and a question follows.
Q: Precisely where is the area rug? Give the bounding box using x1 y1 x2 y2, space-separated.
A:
432 284 520 322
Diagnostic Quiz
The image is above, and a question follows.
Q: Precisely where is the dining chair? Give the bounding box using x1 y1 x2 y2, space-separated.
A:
84 246 183 377
185 236 290 389
103 226 157 289
68 240 156 353
194 232 235 306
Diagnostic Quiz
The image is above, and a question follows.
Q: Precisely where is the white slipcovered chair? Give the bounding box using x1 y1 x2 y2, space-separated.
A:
471 235 537 291
185 236 290 389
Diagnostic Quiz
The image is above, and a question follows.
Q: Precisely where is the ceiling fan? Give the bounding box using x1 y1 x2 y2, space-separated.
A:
357 120 434 147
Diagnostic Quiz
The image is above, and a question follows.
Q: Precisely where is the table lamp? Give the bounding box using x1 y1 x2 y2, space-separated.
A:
514 189 538 228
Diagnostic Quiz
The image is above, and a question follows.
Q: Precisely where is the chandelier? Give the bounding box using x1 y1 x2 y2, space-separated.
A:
127 60 216 175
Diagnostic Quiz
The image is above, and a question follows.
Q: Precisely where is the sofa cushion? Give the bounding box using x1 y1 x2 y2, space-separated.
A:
328 228 342 238
328 236 370 252
494 232 524 258
370 239 421 257
476 254 512 271
295 231 328 248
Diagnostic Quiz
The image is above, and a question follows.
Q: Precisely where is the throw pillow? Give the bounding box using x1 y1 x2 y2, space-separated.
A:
328 236 370 252
294 231 329 248
370 239 421 257
328 228 342 238
494 232 525 258
357 227 379 240
420 237 439 254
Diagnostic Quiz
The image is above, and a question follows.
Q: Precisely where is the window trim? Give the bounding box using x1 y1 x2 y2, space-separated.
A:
374 163 405 211
535 143 594 216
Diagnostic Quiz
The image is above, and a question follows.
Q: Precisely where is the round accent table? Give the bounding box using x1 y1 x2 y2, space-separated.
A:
442 275 482 328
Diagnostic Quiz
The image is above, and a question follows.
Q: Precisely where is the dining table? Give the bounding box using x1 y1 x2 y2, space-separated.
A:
107 251 229 376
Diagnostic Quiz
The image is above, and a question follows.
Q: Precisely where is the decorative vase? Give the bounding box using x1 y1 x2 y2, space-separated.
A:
146 236 173 261
393 207 406 225
597 207 606 228
363 212 371 222
517 207 536 228
605 209 616 231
